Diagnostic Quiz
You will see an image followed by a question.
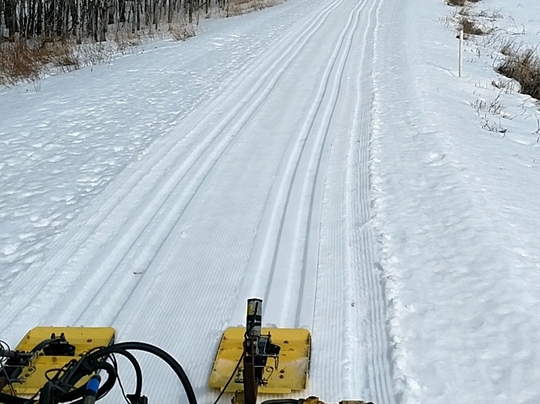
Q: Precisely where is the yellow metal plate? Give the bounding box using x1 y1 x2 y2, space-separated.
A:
2 326 115 397
209 327 311 393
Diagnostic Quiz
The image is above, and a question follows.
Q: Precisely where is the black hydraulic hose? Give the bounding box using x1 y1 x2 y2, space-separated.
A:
38 382 54 404
29 340 55 354
58 361 116 403
63 348 143 403
110 349 143 398
0 391 30 404
87 342 198 404
0 341 197 404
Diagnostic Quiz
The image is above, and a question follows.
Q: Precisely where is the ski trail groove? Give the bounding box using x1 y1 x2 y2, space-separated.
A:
81 0 349 327
261 0 369 328
304 0 396 401
294 0 370 329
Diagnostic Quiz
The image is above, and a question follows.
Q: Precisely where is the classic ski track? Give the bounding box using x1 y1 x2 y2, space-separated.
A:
294 0 374 328
291 0 369 327
228 0 354 327
250 0 395 400
0 0 349 337
254 0 369 329
233 0 396 400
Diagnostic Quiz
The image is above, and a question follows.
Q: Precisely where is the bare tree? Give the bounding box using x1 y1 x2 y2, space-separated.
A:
0 0 209 42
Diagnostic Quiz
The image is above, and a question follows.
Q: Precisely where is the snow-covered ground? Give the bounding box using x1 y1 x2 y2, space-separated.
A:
1 0 540 403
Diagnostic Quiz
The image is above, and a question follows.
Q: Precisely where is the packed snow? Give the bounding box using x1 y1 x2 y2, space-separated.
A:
1 0 540 403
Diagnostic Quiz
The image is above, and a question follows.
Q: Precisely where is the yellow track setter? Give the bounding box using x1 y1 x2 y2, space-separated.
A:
208 298 373 404
0 326 115 397
0 299 373 404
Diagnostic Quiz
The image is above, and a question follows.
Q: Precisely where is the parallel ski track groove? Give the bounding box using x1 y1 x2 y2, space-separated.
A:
295 0 370 328
258 0 370 328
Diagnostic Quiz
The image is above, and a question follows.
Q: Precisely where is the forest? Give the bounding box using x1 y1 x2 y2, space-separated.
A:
0 0 241 42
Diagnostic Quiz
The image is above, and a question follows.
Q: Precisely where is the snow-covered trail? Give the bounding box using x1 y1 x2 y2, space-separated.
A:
4 0 540 402
0 0 396 403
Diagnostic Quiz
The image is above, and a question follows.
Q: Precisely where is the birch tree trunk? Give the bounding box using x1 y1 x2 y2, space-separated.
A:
76 0 81 43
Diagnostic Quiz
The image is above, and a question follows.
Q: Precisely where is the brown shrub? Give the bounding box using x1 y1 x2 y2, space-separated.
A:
0 39 78 85
169 21 196 41
447 0 466 6
227 0 282 16
459 17 486 35
497 47 540 100
446 0 482 7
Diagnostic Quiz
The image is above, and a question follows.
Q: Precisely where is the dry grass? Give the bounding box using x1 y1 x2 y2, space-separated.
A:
446 0 482 7
227 0 283 16
459 16 487 36
114 30 144 51
447 0 466 6
0 39 79 85
496 46 540 100
169 21 197 41
0 30 159 85
458 7 470 16
500 42 514 57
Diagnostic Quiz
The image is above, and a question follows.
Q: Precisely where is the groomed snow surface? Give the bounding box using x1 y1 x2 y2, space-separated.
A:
1 0 540 403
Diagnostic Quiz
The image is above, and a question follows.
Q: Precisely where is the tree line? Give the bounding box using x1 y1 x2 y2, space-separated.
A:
0 0 230 42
